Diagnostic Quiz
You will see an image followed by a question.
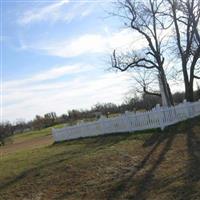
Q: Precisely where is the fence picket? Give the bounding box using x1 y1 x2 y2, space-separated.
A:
52 100 200 142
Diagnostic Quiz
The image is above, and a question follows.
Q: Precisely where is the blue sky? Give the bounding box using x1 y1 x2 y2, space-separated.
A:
2 0 140 122
2 0 193 122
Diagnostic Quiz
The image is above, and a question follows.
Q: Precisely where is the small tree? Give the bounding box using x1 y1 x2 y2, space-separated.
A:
32 115 45 130
0 122 13 146
44 112 57 127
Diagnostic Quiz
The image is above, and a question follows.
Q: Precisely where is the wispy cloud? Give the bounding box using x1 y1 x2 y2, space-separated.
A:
21 29 146 57
18 0 70 25
5 64 92 89
18 0 96 25
4 63 132 122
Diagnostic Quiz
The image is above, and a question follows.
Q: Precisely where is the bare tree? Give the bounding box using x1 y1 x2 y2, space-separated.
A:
0 122 13 146
166 0 200 101
133 69 162 97
111 0 174 106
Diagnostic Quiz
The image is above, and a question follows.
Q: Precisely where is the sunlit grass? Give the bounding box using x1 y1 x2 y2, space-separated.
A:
0 117 199 200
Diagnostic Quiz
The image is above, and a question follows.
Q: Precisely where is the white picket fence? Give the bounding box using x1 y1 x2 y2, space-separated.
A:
52 100 200 142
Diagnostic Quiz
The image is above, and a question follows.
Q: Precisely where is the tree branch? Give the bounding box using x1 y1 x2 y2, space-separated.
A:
111 50 157 71
143 86 161 97
194 75 200 79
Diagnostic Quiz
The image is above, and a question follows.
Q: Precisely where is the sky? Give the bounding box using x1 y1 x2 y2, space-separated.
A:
1 0 142 122
1 0 195 122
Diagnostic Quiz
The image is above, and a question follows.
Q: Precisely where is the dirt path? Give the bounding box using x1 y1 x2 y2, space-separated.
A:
0 135 53 156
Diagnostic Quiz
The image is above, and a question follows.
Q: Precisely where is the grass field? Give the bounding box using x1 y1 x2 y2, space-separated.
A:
0 117 200 200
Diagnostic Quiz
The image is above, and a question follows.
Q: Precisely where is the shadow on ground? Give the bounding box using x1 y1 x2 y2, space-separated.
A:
169 119 200 200
0 117 200 200
107 117 200 200
0 131 133 191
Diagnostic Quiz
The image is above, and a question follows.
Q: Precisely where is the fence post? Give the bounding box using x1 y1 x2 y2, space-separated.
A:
183 99 191 119
51 128 57 142
99 115 106 134
156 104 165 130
198 100 200 116
124 111 133 132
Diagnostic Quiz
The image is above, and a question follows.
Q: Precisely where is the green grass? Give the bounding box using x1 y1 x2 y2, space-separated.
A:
0 131 149 180
0 117 200 200
10 123 66 143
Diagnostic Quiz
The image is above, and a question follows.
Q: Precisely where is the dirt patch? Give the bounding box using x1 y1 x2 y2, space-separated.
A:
0 135 53 156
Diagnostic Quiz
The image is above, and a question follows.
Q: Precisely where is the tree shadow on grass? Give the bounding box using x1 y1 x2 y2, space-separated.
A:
1 118 199 200
107 124 181 200
128 131 176 200
169 118 200 200
0 132 134 193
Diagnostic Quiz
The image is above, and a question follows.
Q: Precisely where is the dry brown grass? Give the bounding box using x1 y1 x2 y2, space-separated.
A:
0 117 199 200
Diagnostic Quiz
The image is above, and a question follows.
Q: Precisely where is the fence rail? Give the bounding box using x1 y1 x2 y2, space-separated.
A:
52 100 200 142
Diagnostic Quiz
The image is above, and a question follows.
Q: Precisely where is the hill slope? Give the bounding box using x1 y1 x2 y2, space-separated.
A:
0 117 200 200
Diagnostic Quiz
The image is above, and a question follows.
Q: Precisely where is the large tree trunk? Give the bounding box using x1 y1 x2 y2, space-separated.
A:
159 68 174 106
182 61 195 102
169 0 199 102
184 80 194 102
185 82 194 102
167 83 174 105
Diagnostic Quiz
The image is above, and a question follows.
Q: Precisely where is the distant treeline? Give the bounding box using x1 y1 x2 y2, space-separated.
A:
0 90 200 145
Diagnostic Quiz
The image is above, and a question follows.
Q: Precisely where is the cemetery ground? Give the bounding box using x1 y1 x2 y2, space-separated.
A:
0 117 200 200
